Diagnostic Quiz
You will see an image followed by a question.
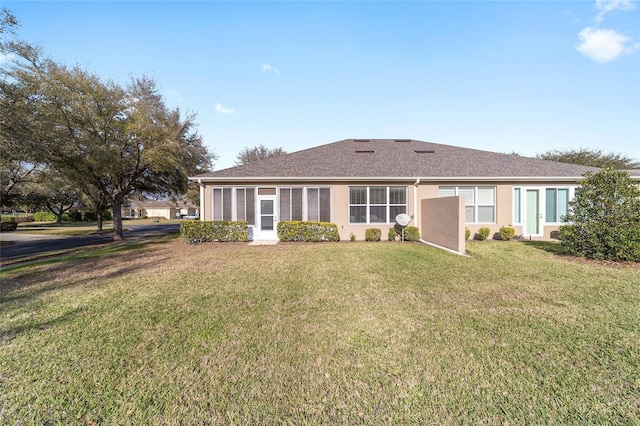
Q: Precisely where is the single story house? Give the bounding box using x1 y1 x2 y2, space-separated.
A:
122 199 198 220
190 139 634 252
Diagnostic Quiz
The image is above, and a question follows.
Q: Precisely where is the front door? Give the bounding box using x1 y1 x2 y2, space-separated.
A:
525 189 542 237
257 196 277 240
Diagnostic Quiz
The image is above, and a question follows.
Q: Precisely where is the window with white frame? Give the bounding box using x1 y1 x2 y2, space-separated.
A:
545 188 569 223
349 186 407 224
212 187 255 224
513 187 522 224
438 186 496 223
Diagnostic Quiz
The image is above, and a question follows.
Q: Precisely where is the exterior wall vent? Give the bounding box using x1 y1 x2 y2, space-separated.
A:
353 139 370 142
415 150 435 154
394 139 412 142
355 150 375 153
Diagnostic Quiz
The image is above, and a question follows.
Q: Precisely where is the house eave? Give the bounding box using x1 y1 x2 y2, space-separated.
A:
189 175 590 183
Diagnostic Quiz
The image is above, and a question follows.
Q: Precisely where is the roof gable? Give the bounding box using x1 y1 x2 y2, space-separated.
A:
194 139 598 180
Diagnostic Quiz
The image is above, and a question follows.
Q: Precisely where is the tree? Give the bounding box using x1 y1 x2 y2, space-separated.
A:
235 145 286 165
558 168 640 262
1 41 214 240
0 11 44 208
537 148 640 169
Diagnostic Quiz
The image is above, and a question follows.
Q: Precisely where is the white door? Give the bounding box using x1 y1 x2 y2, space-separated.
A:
257 196 277 240
524 189 542 237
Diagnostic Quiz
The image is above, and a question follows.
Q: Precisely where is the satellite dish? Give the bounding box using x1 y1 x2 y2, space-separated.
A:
395 213 412 227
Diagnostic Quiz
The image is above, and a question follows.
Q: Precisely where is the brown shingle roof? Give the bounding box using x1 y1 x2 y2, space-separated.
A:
194 139 598 180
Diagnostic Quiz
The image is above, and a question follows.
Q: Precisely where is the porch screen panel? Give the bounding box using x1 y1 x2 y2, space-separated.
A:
307 188 319 221
246 188 255 225
236 188 246 221
212 188 223 221
292 188 303 221
319 188 331 222
280 188 291 221
223 188 232 221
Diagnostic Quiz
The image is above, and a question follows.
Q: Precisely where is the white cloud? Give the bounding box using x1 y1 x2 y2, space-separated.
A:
261 63 280 75
215 102 235 115
576 27 638 62
595 0 636 22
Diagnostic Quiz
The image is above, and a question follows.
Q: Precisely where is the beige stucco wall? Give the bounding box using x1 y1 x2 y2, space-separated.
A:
197 178 591 241
421 196 465 253
146 208 177 220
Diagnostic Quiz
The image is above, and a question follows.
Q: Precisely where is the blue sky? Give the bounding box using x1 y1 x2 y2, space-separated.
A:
4 0 639 170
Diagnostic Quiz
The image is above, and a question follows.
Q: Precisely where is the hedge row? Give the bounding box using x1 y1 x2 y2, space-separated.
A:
277 221 340 242
180 220 249 243
34 211 57 222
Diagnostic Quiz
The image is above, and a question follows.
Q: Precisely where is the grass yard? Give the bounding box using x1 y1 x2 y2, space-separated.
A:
1 239 638 424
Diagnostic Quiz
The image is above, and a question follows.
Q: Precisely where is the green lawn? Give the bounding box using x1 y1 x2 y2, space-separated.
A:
1 239 638 424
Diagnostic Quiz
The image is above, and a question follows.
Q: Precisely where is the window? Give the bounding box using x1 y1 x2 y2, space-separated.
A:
279 187 330 222
545 188 569 223
438 186 496 223
212 187 254 224
349 186 407 224
513 188 522 224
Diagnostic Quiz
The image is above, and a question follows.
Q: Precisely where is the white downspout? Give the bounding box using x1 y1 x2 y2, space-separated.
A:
198 178 205 221
413 178 421 228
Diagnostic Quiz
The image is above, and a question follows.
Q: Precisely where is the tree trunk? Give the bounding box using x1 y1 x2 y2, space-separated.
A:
96 211 103 232
112 201 124 241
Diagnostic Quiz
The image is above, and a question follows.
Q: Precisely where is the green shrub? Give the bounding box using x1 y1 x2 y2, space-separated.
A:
63 210 83 222
34 211 57 222
498 226 516 241
400 226 420 242
277 221 340 242
350 233 356 242
465 227 470 241
180 220 249 243
102 210 112 220
388 227 397 241
476 227 490 241
365 228 381 242
0 221 18 231
559 168 640 262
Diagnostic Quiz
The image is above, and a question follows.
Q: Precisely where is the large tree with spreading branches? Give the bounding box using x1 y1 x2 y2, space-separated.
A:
537 148 640 170
1 11 214 239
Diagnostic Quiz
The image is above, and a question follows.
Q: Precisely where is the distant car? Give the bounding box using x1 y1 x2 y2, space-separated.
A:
183 215 199 220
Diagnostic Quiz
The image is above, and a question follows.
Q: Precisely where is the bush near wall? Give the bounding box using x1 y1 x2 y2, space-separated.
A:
365 228 382 242
498 226 516 241
180 220 249 244
399 226 420 242
476 227 490 241
277 221 340 242
34 211 57 222
388 227 397 241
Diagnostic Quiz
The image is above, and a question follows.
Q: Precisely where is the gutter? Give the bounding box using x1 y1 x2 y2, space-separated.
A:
188 175 593 183
413 178 421 229
197 178 205 221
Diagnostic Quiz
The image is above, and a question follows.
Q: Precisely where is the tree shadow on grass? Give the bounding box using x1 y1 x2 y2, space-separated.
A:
521 240 567 256
0 238 174 304
0 307 85 344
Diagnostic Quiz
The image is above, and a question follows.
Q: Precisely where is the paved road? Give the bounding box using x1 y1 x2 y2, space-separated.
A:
0 223 180 264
